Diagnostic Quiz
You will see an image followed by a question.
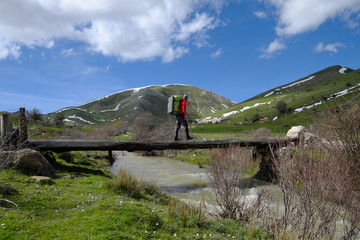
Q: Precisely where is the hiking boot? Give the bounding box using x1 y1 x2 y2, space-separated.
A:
174 137 180 141
186 136 193 140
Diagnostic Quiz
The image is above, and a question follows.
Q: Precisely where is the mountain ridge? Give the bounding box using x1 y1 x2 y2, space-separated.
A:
49 84 236 125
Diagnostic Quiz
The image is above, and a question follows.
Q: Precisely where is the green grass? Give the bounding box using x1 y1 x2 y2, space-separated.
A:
173 149 211 168
0 152 271 240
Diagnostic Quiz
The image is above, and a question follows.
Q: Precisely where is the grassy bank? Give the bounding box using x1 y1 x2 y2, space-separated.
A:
0 151 270 240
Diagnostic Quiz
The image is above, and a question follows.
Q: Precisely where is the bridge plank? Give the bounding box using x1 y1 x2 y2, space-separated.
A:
28 138 288 152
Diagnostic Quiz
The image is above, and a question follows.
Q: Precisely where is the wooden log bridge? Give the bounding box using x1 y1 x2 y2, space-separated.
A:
28 139 285 152
28 138 289 181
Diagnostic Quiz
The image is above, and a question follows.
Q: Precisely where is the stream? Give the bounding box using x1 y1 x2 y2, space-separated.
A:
109 151 351 239
109 151 278 213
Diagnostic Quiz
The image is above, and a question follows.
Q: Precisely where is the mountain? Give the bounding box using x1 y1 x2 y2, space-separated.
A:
48 84 236 125
199 65 360 128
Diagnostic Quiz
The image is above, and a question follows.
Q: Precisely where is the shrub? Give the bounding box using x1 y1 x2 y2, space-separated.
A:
268 100 360 239
53 113 65 127
208 145 269 222
133 112 174 141
250 113 260 123
252 128 272 138
28 108 42 123
106 168 158 199
275 100 287 115
57 152 74 163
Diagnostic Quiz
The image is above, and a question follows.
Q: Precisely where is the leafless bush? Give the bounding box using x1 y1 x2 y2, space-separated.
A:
208 145 269 223
270 144 341 239
316 102 360 239
132 112 173 141
268 101 360 239
316 102 360 189
252 127 272 138
83 121 128 140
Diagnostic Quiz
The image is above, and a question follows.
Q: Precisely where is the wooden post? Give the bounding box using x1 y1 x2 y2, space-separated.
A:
253 145 276 181
0 114 12 149
18 108 28 146
108 150 115 165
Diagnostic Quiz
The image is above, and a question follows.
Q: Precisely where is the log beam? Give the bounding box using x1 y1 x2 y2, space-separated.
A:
28 138 288 152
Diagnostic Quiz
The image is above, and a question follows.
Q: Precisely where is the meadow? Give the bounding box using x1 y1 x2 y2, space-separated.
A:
0 151 269 240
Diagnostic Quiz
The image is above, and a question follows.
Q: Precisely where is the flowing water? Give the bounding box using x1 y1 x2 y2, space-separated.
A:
109 151 278 214
109 151 353 239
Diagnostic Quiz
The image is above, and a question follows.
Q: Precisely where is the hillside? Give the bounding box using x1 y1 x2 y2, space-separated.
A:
196 65 360 133
48 84 236 125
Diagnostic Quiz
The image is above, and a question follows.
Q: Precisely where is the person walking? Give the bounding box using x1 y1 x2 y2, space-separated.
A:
174 94 193 141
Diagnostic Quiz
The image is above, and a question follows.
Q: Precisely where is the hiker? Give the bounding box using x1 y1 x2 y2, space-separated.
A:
174 94 193 141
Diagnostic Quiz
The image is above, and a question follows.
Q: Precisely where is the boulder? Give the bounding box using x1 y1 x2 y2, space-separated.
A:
286 126 308 140
10 149 55 178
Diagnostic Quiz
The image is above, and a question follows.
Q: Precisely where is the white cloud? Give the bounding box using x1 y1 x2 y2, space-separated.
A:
211 48 223 59
81 66 100 75
254 11 267 19
61 48 76 57
0 0 226 62
315 42 345 53
260 38 286 59
267 0 360 36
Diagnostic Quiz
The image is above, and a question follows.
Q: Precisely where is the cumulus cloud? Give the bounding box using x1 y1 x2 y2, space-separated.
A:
260 38 286 59
266 0 360 36
0 0 226 62
315 42 345 53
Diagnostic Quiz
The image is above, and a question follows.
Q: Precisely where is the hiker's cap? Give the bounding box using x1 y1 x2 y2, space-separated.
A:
183 94 188 99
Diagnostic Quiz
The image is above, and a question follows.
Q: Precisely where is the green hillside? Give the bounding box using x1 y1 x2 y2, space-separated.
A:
194 65 360 135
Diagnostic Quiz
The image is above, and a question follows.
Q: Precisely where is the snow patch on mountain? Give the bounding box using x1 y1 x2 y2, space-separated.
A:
100 103 121 113
283 76 315 90
57 107 87 113
263 76 315 97
222 100 274 117
264 91 274 97
339 67 347 74
294 82 360 113
68 115 96 124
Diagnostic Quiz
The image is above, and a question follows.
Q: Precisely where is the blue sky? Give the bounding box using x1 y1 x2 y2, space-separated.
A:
0 0 359 113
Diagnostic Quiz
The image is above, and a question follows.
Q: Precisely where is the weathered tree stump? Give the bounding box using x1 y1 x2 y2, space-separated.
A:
0 114 12 149
18 107 28 146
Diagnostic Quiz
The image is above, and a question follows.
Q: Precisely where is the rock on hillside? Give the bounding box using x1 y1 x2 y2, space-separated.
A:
48 84 236 125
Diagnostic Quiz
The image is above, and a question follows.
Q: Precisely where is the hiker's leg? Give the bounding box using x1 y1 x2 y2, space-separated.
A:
174 115 182 140
182 119 192 140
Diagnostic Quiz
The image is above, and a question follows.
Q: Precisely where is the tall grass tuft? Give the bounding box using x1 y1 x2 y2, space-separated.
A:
168 197 206 228
106 168 158 198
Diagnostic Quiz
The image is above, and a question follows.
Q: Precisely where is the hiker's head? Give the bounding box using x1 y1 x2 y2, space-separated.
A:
183 94 188 100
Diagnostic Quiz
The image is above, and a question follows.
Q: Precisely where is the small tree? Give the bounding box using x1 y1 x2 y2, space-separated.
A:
54 112 65 127
28 108 42 123
275 100 287 115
